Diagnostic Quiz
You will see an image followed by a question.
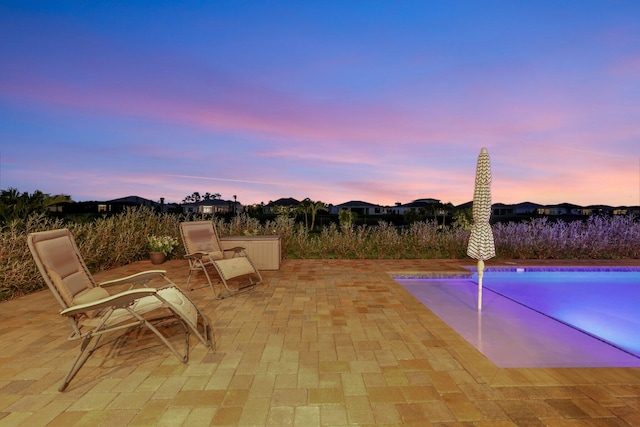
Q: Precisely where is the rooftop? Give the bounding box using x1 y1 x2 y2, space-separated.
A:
1 258 639 425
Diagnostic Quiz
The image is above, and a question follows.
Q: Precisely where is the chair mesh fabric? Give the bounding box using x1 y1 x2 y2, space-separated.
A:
184 223 218 252
215 257 257 280
158 287 198 326
38 235 93 300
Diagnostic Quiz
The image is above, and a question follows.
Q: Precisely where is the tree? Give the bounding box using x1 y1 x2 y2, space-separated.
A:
182 192 201 203
338 209 358 230
296 198 327 230
452 208 473 230
308 200 327 230
297 198 313 229
0 187 72 224
273 205 295 217
202 192 221 200
438 202 456 229
183 192 222 203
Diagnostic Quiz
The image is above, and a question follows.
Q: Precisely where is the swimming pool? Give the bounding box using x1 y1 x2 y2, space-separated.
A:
478 268 640 358
396 267 640 368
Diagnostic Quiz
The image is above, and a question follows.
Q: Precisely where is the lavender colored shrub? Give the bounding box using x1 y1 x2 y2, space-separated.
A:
1 209 638 300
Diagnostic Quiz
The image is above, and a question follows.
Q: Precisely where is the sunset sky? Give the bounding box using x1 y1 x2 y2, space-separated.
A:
1 1 639 207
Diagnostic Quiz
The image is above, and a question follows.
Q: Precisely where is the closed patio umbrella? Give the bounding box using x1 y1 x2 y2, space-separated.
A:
467 147 495 311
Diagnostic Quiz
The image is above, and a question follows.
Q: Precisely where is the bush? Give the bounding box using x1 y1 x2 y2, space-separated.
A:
1 208 639 301
492 216 640 259
1 207 181 300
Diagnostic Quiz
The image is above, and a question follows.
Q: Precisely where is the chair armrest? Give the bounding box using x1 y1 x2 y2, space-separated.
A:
223 246 245 254
60 288 157 317
184 251 208 260
99 270 167 288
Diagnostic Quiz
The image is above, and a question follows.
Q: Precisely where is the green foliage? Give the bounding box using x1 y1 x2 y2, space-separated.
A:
2 206 640 301
297 198 327 230
452 208 473 230
338 210 358 230
1 206 181 300
0 213 66 300
147 235 179 256
0 187 72 225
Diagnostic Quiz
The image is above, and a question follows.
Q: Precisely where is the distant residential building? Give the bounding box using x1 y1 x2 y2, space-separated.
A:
491 202 540 216
46 192 640 220
47 195 174 215
329 201 385 216
182 199 240 215
491 202 636 217
262 197 301 214
100 196 160 213
610 206 640 215
587 205 615 215
393 198 441 215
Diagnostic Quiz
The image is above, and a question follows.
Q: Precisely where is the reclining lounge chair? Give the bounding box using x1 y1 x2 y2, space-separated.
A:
28 228 213 391
180 220 262 299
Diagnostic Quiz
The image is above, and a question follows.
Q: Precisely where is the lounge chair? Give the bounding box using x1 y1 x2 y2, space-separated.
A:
179 220 263 299
27 228 213 391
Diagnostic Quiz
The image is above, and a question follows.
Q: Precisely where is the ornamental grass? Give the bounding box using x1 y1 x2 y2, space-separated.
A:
1 207 639 300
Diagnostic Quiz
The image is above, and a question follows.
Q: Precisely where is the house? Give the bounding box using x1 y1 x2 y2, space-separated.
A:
492 202 542 216
585 205 616 215
47 195 176 215
393 198 441 215
536 203 582 216
100 196 161 213
262 197 301 214
182 199 240 215
491 202 512 216
329 201 385 216
610 206 640 216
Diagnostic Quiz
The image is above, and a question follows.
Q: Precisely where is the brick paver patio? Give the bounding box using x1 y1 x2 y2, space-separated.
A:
1 258 639 426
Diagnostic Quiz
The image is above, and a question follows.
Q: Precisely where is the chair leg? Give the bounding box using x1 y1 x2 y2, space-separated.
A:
218 276 258 299
187 262 219 298
186 270 194 290
202 266 218 298
59 332 102 392
205 321 215 350
128 309 190 363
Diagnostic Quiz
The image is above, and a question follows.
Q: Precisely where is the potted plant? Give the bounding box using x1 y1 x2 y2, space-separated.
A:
147 235 178 264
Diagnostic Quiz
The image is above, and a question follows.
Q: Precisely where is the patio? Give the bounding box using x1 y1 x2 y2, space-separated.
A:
1 258 639 426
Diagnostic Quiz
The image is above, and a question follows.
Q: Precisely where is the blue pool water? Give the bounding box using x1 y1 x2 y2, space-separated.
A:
479 268 640 358
396 267 640 367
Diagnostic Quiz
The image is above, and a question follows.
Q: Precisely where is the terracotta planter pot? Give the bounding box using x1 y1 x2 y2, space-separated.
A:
149 252 166 265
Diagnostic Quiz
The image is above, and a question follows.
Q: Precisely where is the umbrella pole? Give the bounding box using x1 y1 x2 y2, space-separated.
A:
477 259 484 311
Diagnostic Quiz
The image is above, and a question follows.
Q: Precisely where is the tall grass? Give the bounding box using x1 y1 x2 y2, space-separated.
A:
493 216 640 259
1 207 181 300
1 208 639 300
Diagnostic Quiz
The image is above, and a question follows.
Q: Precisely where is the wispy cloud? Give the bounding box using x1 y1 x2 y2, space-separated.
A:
1 2 639 207
165 174 281 186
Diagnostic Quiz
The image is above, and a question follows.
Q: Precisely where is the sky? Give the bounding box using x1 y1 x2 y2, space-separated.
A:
1 1 639 208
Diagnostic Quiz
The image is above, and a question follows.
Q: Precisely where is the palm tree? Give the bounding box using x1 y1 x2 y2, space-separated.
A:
308 200 327 230
182 192 201 203
0 188 72 223
297 198 313 229
439 202 456 228
296 198 327 230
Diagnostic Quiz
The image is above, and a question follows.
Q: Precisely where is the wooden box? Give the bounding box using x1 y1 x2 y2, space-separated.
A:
220 235 281 270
